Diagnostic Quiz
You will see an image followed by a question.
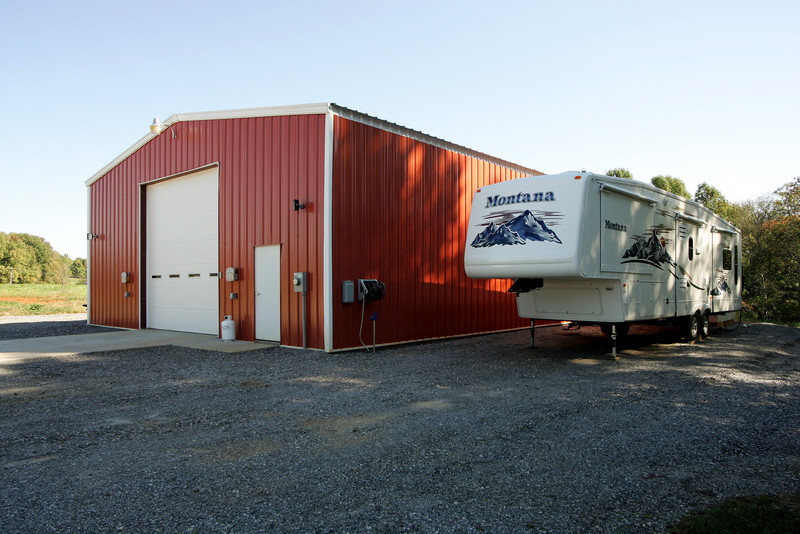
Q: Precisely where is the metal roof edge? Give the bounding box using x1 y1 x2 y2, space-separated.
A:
328 104 541 176
86 133 152 186
171 102 331 123
86 102 540 186
86 103 333 186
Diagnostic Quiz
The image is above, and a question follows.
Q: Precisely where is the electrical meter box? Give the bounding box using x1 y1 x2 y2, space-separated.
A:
358 279 386 301
342 280 355 303
293 272 308 293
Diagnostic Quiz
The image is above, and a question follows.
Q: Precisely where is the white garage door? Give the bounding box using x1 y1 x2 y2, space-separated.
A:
146 167 219 335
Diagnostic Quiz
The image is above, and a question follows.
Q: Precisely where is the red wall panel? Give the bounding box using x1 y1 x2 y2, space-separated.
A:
89 108 539 351
330 117 537 350
88 114 326 347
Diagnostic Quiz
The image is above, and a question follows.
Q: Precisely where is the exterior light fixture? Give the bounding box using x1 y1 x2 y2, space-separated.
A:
87 233 99 241
149 117 177 138
293 199 306 211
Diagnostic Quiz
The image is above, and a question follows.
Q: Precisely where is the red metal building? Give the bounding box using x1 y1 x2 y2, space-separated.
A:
86 103 541 351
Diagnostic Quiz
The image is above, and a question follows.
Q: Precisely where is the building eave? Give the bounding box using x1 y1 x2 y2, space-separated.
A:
86 102 540 187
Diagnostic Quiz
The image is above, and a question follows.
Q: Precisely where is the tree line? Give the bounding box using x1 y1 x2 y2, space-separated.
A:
606 168 799 323
0 233 86 285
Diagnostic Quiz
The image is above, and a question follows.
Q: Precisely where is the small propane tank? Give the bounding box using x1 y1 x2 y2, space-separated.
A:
221 315 236 342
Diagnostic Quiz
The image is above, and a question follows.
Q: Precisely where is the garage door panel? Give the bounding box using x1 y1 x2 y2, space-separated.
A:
146 168 219 335
149 288 217 310
147 307 218 335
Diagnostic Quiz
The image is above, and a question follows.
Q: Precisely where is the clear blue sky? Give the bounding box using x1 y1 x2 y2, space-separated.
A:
1 0 797 260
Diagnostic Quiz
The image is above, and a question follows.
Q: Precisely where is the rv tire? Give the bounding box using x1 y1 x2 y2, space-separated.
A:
686 313 700 341
700 312 710 339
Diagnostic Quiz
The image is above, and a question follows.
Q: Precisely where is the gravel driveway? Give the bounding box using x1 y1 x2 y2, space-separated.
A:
0 313 120 339
1 320 798 533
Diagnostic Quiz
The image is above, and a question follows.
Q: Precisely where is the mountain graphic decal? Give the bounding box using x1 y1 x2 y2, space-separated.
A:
471 210 561 248
622 229 709 291
622 231 675 267
506 211 562 244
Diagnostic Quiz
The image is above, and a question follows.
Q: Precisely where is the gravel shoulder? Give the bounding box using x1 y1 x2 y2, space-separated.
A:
1 320 798 533
0 313 121 339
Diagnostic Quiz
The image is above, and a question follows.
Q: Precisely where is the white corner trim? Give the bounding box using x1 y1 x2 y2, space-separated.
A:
323 110 335 352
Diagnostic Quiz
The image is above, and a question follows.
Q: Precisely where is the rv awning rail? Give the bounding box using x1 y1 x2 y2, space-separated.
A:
711 226 738 235
675 212 706 227
598 182 658 206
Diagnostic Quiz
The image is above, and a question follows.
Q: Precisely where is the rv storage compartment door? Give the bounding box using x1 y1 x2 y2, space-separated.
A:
599 183 659 275
516 279 625 323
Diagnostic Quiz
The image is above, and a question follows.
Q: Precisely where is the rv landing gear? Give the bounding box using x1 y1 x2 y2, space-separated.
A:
600 323 629 337
600 323 628 360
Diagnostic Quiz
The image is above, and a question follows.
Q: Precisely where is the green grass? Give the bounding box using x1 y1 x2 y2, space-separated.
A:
670 494 800 533
0 280 87 316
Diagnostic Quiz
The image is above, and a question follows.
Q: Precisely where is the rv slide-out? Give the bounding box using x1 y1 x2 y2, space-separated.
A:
464 171 742 340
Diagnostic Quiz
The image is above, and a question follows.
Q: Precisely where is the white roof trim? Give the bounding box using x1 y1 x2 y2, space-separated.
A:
171 102 330 123
86 102 539 186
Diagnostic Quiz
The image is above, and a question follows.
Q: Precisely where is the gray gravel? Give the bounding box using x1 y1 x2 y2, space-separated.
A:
0 314 121 339
1 320 798 533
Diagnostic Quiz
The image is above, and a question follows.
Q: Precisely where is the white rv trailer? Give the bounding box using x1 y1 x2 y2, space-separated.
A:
464 171 742 343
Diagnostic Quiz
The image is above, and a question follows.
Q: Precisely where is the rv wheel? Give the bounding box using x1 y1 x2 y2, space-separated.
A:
699 312 710 339
686 313 700 341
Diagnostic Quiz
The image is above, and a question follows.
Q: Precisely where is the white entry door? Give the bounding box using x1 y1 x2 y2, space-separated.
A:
255 245 281 341
146 168 219 335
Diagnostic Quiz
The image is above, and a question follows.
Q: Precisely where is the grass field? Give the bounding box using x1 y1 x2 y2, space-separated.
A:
0 280 87 316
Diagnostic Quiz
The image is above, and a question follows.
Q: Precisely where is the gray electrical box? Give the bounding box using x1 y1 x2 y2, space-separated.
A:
342 280 355 303
293 272 308 293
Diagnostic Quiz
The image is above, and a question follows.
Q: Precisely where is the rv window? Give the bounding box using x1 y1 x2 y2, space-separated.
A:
734 246 739 284
722 249 732 270
688 238 694 261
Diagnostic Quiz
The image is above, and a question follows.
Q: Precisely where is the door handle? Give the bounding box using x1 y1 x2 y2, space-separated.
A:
255 292 261 296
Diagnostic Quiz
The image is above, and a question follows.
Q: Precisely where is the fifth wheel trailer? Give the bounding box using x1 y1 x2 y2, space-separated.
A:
464 171 742 343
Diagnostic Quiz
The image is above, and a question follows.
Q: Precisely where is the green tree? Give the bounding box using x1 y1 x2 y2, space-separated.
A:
651 175 690 198
733 180 800 323
606 168 633 179
775 176 800 217
1 234 41 283
70 258 87 281
0 232 70 284
50 254 72 289
694 182 735 220
13 233 55 282
0 233 10 283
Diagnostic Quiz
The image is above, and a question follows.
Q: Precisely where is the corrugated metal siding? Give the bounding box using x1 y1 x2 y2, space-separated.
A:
330 116 536 350
88 114 326 347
